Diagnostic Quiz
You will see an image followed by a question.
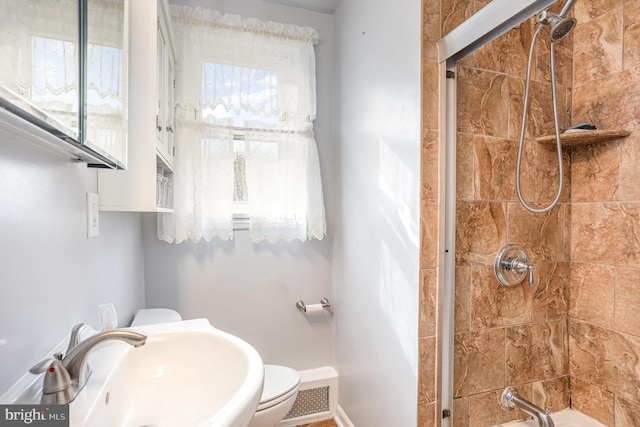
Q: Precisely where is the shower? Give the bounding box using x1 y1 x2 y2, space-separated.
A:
516 0 578 213
545 0 578 42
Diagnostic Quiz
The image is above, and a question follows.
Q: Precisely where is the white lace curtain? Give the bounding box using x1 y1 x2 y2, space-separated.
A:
158 6 326 243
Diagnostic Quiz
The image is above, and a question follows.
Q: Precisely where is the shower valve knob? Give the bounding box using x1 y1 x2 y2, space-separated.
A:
506 258 534 288
494 243 535 289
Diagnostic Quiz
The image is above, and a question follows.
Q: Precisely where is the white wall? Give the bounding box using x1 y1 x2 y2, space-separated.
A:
332 0 421 425
0 3 422 420
0 128 145 394
142 220 333 369
141 0 335 371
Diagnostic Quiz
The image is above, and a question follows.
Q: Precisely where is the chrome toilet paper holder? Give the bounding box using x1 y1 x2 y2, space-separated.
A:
296 298 331 313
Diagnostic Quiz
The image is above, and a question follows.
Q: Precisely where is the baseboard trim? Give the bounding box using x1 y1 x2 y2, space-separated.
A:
335 405 355 427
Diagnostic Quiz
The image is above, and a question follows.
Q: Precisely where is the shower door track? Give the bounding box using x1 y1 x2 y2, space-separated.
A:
434 1 556 425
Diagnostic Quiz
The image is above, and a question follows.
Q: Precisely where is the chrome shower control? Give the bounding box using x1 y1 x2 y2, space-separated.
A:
494 243 534 288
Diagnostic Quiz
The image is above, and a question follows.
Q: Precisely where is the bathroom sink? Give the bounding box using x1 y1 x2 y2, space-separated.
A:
70 319 264 427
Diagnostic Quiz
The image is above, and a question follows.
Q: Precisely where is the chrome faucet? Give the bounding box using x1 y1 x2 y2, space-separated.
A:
501 387 555 427
30 323 147 404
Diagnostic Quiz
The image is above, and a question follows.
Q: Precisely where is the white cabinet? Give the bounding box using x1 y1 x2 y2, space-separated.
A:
0 0 127 169
156 12 176 168
98 0 176 212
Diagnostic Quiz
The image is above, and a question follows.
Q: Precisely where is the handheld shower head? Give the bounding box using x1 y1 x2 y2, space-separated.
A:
549 15 577 42
518 0 579 213
536 0 579 43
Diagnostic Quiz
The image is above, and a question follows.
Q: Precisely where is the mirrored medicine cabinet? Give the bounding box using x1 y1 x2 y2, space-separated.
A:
0 0 126 168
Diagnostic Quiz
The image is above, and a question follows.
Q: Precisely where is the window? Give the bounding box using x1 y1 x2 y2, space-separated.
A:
201 62 279 217
158 7 326 243
201 62 278 126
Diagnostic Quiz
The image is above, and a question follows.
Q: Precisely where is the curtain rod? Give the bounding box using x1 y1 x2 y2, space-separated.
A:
170 6 319 45
219 124 309 136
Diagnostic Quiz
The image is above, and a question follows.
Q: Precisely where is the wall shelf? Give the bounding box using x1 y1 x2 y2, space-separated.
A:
536 129 631 147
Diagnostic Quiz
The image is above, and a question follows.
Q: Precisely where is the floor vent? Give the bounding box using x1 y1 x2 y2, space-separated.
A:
285 386 330 419
277 366 338 427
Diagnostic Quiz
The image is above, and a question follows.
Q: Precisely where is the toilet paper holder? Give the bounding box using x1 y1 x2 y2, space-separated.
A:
296 298 331 313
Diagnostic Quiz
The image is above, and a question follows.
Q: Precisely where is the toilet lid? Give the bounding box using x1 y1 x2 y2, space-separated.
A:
259 365 300 409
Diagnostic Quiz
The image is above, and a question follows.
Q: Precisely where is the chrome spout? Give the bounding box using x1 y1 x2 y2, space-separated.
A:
501 387 555 427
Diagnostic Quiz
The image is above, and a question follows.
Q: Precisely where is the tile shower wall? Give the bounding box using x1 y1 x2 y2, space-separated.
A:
418 0 440 423
568 0 640 425
421 1 573 425
453 2 573 424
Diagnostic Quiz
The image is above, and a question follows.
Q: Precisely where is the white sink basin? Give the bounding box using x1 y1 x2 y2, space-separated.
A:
71 319 264 427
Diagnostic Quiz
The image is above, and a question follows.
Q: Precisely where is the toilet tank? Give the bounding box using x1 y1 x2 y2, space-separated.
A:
130 308 182 327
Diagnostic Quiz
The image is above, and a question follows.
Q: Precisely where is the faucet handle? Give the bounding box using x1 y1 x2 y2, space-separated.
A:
30 323 89 375
41 360 71 395
494 243 535 289
29 353 63 375
30 356 74 404
513 260 535 288
66 323 89 354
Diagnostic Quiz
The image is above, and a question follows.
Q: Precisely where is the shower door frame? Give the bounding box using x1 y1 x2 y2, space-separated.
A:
434 1 557 425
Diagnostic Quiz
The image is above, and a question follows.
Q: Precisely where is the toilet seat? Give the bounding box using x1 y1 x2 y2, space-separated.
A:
257 365 300 412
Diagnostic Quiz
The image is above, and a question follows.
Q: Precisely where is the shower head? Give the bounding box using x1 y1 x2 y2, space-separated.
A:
549 15 577 42
536 0 578 43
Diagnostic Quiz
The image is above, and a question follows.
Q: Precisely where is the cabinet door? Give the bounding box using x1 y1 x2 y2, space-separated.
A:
156 23 166 151
164 53 175 163
85 0 127 167
155 16 175 167
0 0 126 168
98 0 176 211
0 0 81 141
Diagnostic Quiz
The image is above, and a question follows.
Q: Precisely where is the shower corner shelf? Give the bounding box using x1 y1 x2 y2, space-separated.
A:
536 129 631 148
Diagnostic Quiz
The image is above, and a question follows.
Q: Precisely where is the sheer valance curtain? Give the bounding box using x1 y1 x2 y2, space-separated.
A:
158 6 326 244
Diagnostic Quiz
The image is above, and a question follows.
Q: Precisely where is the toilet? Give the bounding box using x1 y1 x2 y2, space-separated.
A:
249 364 300 427
130 308 300 427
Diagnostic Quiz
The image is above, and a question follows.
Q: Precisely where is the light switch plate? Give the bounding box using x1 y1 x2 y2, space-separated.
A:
87 192 99 238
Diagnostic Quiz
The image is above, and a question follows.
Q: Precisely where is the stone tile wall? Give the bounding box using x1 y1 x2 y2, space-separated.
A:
421 1 640 426
568 1 640 425
418 0 440 423
421 0 572 425
451 1 573 424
